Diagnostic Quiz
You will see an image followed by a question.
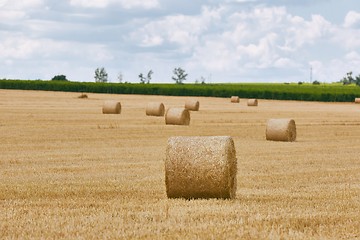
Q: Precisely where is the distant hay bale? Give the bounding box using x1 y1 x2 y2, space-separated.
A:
146 102 165 116
78 93 88 99
247 99 258 106
165 136 237 199
355 98 360 103
102 100 121 114
266 118 296 142
231 96 240 103
185 100 200 111
165 108 190 125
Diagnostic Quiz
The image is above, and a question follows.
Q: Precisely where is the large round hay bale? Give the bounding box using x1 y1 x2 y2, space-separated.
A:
146 102 165 116
355 98 360 103
185 99 200 111
102 100 121 114
231 96 239 103
266 118 296 142
247 99 258 106
165 136 237 199
165 108 190 125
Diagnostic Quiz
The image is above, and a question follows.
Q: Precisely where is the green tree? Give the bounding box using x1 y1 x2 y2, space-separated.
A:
51 74 68 81
146 70 153 84
138 73 146 84
94 67 108 83
340 71 355 85
139 70 153 84
355 75 360 86
172 67 188 84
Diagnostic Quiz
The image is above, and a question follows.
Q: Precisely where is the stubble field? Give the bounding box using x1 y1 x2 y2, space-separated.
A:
0 89 359 239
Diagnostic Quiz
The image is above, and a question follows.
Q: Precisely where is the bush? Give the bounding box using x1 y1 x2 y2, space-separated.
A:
312 80 320 85
51 75 68 81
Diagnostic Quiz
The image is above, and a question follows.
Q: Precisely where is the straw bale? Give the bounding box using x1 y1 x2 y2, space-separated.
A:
266 118 296 142
78 93 88 99
231 96 240 103
185 99 200 111
146 102 165 116
165 136 237 199
355 98 360 103
247 99 258 106
165 108 190 125
102 100 121 114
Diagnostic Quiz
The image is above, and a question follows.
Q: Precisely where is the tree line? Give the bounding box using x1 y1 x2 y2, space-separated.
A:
92 67 190 84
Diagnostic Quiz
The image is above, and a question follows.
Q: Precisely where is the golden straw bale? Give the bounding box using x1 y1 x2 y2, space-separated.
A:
102 100 121 114
78 93 88 99
165 136 237 199
355 98 360 103
247 99 258 106
185 99 200 111
146 102 165 116
266 118 296 142
165 108 190 125
230 96 240 103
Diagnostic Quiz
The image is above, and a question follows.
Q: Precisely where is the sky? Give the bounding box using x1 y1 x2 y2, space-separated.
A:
0 0 359 83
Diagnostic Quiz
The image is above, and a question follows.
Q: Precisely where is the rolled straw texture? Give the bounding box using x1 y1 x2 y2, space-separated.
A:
266 118 296 142
146 102 165 116
165 108 190 125
185 100 200 111
247 99 258 106
355 98 360 103
231 96 240 103
102 100 121 114
165 136 237 199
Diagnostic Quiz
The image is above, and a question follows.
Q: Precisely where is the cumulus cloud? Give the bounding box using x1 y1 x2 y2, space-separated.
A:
69 0 159 9
1 0 359 83
344 11 360 28
130 6 223 50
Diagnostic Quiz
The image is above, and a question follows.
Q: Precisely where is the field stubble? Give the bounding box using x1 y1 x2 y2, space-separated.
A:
0 89 360 239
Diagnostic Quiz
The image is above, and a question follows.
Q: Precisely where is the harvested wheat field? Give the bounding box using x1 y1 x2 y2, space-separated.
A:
0 89 360 239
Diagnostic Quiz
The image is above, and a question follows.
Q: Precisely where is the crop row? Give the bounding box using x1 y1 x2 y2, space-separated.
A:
1 79 360 102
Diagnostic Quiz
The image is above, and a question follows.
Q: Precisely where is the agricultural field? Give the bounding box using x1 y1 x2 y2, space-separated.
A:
0 89 360 239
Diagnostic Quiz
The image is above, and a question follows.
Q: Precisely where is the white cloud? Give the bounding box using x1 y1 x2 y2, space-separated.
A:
130 6 223 50
344 11 360 28
69 0 159 9
0 33 113 62
0 0 44 9
284 14 332 49
1 0 359 83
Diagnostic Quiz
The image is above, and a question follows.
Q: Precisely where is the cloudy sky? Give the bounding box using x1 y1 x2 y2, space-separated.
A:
0 0 359 83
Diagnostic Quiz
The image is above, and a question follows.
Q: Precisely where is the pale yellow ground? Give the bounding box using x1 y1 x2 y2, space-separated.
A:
0 89 359 239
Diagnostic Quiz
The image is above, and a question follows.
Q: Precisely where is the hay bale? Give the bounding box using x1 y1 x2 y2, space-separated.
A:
355 98 360 103
78 93 88 99
231 96 239 103
102 100 121 114
165 136 237 199
247 99 258 106
146 102 165 116
266 118 296 142
185 99 199 111
165 108 190 125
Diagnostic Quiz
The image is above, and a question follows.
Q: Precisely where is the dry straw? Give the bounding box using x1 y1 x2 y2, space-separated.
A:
102 100 121 114
355 98 360 103
165 136 237 199
247 99 258 106
266 118 296 142
185 99 200 111
165 108 190 125
78 93 88 99
146 102 165 116
231 96 240 103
